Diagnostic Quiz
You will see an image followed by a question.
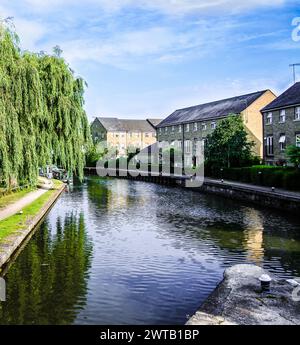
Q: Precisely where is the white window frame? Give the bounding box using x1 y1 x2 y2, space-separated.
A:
211 122 216 130
193 123 198 131
296 133 300 147
266 136 274 156
184 140 191 154
266 112 273 125
279 134 286 152
186 124 190 132
295 107 300 121
202 123 207 131
165 127 168 133
172 126 175 132
178 125 182 133
279 110 286 123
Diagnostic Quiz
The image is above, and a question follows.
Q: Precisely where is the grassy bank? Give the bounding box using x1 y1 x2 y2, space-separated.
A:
0 180 64 243
0 188 35 210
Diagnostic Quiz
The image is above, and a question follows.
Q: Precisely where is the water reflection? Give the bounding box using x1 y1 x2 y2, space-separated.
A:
0 213 92 325
0 178 300 325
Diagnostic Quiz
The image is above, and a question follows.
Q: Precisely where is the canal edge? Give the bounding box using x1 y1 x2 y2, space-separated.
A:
0 183 66 272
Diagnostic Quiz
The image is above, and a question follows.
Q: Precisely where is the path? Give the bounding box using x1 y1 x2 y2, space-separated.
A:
0 189 47 221
205 177 300 201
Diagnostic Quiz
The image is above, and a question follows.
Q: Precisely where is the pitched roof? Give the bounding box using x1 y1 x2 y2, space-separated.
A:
157 90 269 127
95 117 157 132
146 118 163 128
261 82 300 112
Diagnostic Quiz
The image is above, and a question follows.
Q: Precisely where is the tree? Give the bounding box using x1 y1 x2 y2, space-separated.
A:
0 22 91 188
205 114 256 169
286 145 300 168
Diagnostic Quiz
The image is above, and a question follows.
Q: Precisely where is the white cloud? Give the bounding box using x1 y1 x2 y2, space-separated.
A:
85 76 283 120
18 0 287 15
59 25 217 68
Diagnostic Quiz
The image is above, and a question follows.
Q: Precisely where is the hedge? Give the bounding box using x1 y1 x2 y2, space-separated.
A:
207 165 300 191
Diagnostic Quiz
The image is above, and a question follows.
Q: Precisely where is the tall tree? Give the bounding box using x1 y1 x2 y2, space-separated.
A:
205 114 255 169
0 22 91 188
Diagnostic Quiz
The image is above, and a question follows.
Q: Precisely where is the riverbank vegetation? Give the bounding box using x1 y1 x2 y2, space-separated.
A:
0 20 91 190
204 115 259 170
0 180 63 242
0 188 34 209
207 165 300 191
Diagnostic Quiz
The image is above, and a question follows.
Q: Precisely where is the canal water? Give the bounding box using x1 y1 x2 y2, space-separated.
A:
1 177 300 325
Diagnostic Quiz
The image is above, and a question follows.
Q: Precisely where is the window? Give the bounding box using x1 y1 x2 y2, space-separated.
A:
279 110 286 123
159 128 162 134
177 140 182 149
266 136 274 156
296 133 300 147
186 124 190 132
184 140 191 154
202 123 207 131
211 122 216 130
266 112 273 125
165 127 168 133
172 126 175 132
193 123 198 131
295 107 300 121
178 125 182 133
145 133 149 137
279 134 286 152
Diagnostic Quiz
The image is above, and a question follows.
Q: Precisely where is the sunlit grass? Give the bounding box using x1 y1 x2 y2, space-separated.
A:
0 180 64 242
0 188 35 209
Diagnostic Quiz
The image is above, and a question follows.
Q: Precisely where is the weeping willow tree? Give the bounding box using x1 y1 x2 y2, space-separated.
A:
0 21 91 188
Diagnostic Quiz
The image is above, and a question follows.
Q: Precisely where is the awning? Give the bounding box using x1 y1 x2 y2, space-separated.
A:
279 136 286 143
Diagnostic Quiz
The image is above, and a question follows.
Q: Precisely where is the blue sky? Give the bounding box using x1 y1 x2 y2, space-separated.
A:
1 0 300 121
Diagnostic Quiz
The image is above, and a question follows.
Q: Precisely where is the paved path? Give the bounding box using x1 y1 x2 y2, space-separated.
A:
205 178 300 200
0 189 47 221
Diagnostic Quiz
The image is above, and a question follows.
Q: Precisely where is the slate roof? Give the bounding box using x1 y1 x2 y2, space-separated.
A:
157 90 269 127
96 117 159 132
146 118 163 128
261 82 300 112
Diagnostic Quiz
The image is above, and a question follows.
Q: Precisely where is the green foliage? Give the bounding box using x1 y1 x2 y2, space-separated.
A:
207 165 300 191
0 23 91 188
286 145 300 167
205 115 256 169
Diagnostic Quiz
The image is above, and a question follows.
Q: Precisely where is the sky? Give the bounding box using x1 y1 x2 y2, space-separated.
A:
0 0 300 121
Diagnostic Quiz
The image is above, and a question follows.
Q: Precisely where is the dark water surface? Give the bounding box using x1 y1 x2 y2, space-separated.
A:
1 177 300 325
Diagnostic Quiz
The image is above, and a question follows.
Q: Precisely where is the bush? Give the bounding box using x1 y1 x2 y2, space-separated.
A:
207 165 300 191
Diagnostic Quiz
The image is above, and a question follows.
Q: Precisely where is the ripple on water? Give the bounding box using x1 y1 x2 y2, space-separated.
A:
1 178 300 325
